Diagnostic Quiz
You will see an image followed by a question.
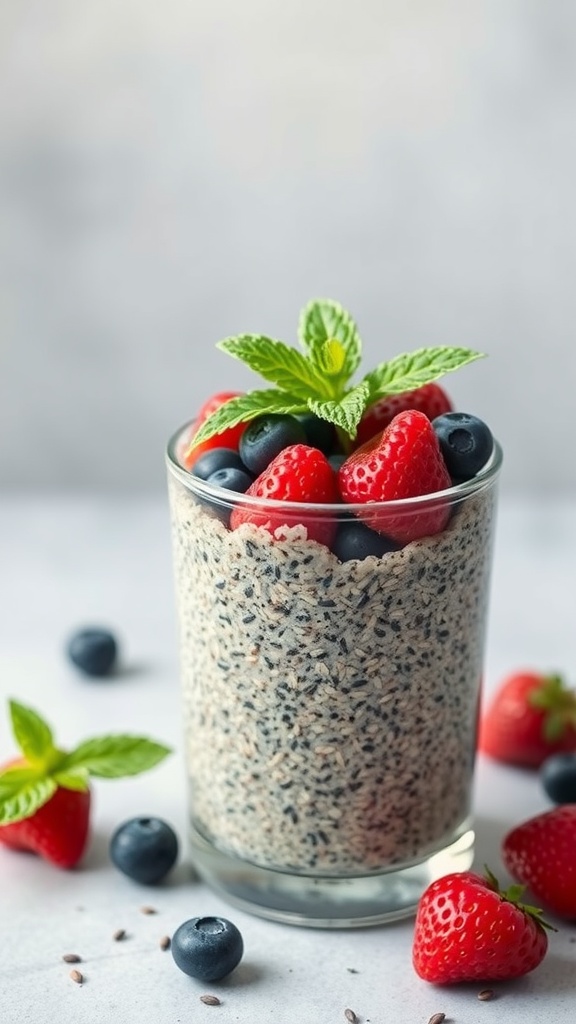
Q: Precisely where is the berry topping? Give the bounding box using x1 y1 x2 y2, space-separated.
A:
171 916 244 981
182 391 246 470
338 410 452 544
110 817 179 884
412 868 550 984
479 671 576 768
540 752 576 804
191 447 248 481
230 444 340 546
0 700 171 869
207 467 254 493
502 805 576 919
355 382 452 447
432 412 494 480
331 520 399 562
239 413 306 476
296 412 337 455
67 628 118 678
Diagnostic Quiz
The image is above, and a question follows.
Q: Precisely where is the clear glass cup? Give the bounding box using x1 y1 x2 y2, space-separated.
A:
166 424 502 928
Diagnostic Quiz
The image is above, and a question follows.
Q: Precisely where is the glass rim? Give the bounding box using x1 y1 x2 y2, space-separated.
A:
166 419 503 514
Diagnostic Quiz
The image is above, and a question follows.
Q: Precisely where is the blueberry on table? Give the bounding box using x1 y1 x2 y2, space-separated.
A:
432 412 494 480
171 916 244 981
67 628 118 677
110 817 179 884
239 414 306 475
541 753 576 804
191 447 247 480
332 520 399 562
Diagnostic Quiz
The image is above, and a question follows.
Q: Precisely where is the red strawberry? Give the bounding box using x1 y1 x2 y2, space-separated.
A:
0 699 170 870
0 766 91 868
355 382 452 447
338 410 452 544
230 444 339 546
181 391 245 470
478 671 576 768
412 869 550 984
503 806 576 920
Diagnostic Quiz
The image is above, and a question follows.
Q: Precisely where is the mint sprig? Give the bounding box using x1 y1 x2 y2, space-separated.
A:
186 297 484 452
0 699 171 826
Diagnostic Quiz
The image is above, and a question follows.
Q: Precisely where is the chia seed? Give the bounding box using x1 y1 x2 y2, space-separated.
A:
169 476 496 874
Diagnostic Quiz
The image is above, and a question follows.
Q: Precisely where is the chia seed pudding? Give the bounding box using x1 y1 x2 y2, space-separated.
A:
168 467 498 877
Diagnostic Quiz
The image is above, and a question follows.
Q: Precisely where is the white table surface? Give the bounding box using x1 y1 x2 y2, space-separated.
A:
1 493 575 1024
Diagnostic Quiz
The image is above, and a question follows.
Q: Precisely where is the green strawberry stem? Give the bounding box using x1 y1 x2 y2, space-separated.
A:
0 699 171 826
483 866 556 933
188 298 484 449
528 674 576 742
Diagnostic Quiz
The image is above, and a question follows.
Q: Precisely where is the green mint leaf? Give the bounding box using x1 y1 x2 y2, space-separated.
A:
58 735 171 779
52 768 90 792
317 339 347 377
361 346 484 401
217 335 329 401
9 699 56 763
188 389 306 448
308 381 371 439
298 298 362 380
0 775 56 825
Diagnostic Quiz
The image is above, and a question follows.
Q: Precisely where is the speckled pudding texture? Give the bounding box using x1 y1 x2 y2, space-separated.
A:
168 474 496 875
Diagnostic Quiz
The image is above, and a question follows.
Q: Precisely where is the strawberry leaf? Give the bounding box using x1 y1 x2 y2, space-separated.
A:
0 774 56 825
9 699 56 763
58 735 171 778
361 346 484 401
188 389 306 448
308 381 371 439
298 298 362 380
218 335 330 401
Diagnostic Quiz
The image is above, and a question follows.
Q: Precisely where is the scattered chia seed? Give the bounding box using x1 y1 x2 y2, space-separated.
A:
478 989 495 1000
346 968 359 974
200 994 221 1005
344 1009 358 1023
427 1014 446 1024
159 935 171 950
113 929 126 941
140 906 157 915
62 954 82 963
69 969 83 985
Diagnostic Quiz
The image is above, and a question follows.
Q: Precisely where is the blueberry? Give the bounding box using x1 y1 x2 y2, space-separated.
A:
332 520 400 562
110 817 179 884
432 412 494 481
541 753 576 804
296 412 336 455
171 916 244 981
328 453 347 472
239 414 306 475
191 448 247 480
67 628 118 677
207 467 254 493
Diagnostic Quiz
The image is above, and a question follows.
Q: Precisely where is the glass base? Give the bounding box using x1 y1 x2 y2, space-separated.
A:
189 821 475 928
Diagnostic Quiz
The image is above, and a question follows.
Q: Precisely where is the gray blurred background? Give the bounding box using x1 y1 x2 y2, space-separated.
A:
2 0 575 495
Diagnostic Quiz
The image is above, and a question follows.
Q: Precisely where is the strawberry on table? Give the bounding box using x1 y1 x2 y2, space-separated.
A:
0 700 171 869
338 410 452 544
502 806 576 920
181 391 246 470
230 443 340 546
479 671 576 768
355 382 452 447
412 868 551 984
